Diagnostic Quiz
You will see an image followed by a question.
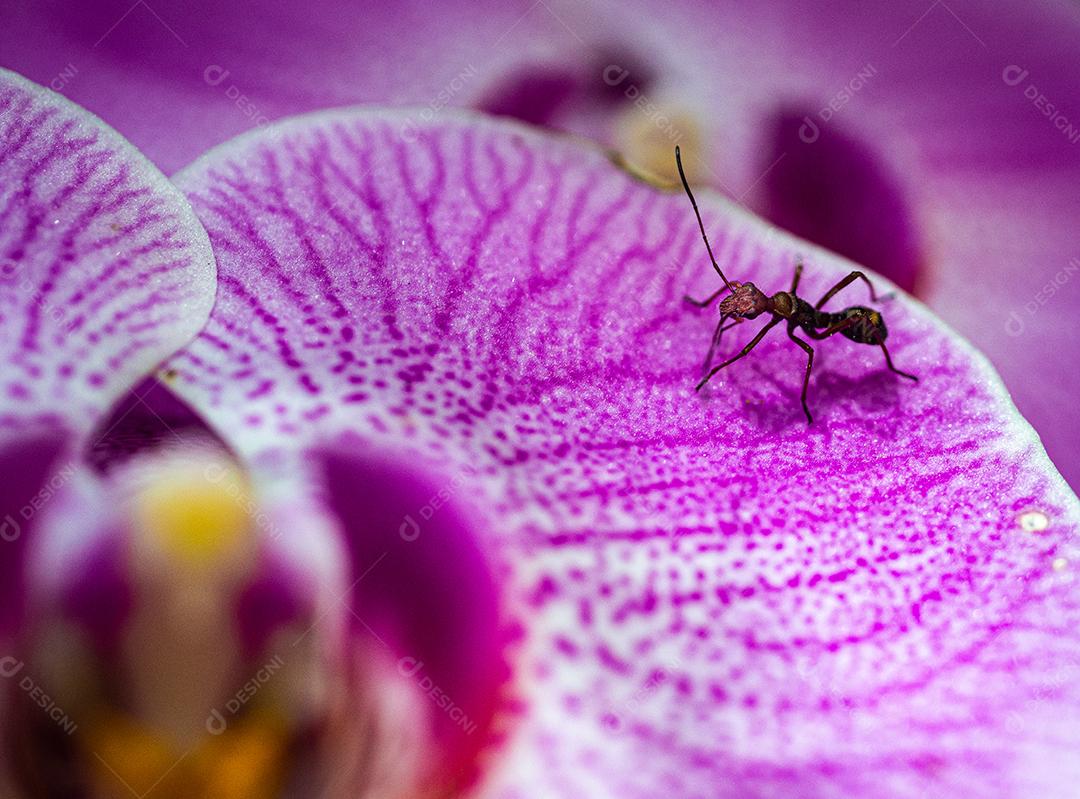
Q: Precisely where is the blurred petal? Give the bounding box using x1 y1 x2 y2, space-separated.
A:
0 430 69 637
163 110 1080 797
0 68 216 440
0 0 569 172
315 441 510 788
6 446 339 797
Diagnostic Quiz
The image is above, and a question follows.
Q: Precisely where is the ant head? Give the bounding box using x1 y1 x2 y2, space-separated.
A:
719 281 769 318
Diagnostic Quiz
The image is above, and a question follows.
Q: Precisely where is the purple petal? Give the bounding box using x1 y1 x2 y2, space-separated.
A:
0 68 215 440
0 430 69 637
165 110 1080 796
86 376 226 472
315 439 510 785
0 0 568 172
57 530 132 657
232 546 309 660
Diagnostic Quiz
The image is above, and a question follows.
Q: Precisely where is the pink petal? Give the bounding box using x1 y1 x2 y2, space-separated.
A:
166 110 1080 796
0 68 215 440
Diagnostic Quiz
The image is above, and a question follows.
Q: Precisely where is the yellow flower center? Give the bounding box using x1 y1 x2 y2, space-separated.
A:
130 455 256 573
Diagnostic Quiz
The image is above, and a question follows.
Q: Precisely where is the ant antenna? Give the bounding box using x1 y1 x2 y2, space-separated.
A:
675 146 734 293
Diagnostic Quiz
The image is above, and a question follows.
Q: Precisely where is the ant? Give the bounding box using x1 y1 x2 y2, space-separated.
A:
674 146 917 424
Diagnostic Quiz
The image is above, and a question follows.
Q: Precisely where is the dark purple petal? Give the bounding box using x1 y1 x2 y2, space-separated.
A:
232 547 308 660
164 110 1080 797
57 531 132 658
315 439 510 786
0 68 215 439
0 430 70 637
762 111 923 297
86 376 224 473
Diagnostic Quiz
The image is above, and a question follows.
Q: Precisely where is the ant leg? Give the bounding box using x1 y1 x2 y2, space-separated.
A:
809 318 918 381
814 270 880 310
787 327 815 424
696 316 781 391
804 315 861 340
790 259 804 293
702 314 744 374
701 315 726 375
683 286 726 308
702 317 745 373
875 335 918 381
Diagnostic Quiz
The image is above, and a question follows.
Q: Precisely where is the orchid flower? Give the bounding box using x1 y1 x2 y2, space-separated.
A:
3 0 1078 495
4 59 1080 798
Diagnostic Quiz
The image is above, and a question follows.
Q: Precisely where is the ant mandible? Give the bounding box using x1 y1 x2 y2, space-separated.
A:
675 146 917 424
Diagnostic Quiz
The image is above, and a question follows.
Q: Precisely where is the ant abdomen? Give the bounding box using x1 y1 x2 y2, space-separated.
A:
822 306 887 345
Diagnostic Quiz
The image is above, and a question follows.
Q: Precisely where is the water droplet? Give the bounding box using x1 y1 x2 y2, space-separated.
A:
1052 557 1068 571
1019 510 1050 532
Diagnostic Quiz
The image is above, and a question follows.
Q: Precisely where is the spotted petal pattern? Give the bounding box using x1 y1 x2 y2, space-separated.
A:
168 111 1080 798
0 68 215 438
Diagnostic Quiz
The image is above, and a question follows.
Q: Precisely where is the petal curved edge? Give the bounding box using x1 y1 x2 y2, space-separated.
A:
0 68 215 441
168 109 1080 798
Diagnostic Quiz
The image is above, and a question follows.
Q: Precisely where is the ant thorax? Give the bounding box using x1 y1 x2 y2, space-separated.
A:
769 291 795 317
718 282 769 318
